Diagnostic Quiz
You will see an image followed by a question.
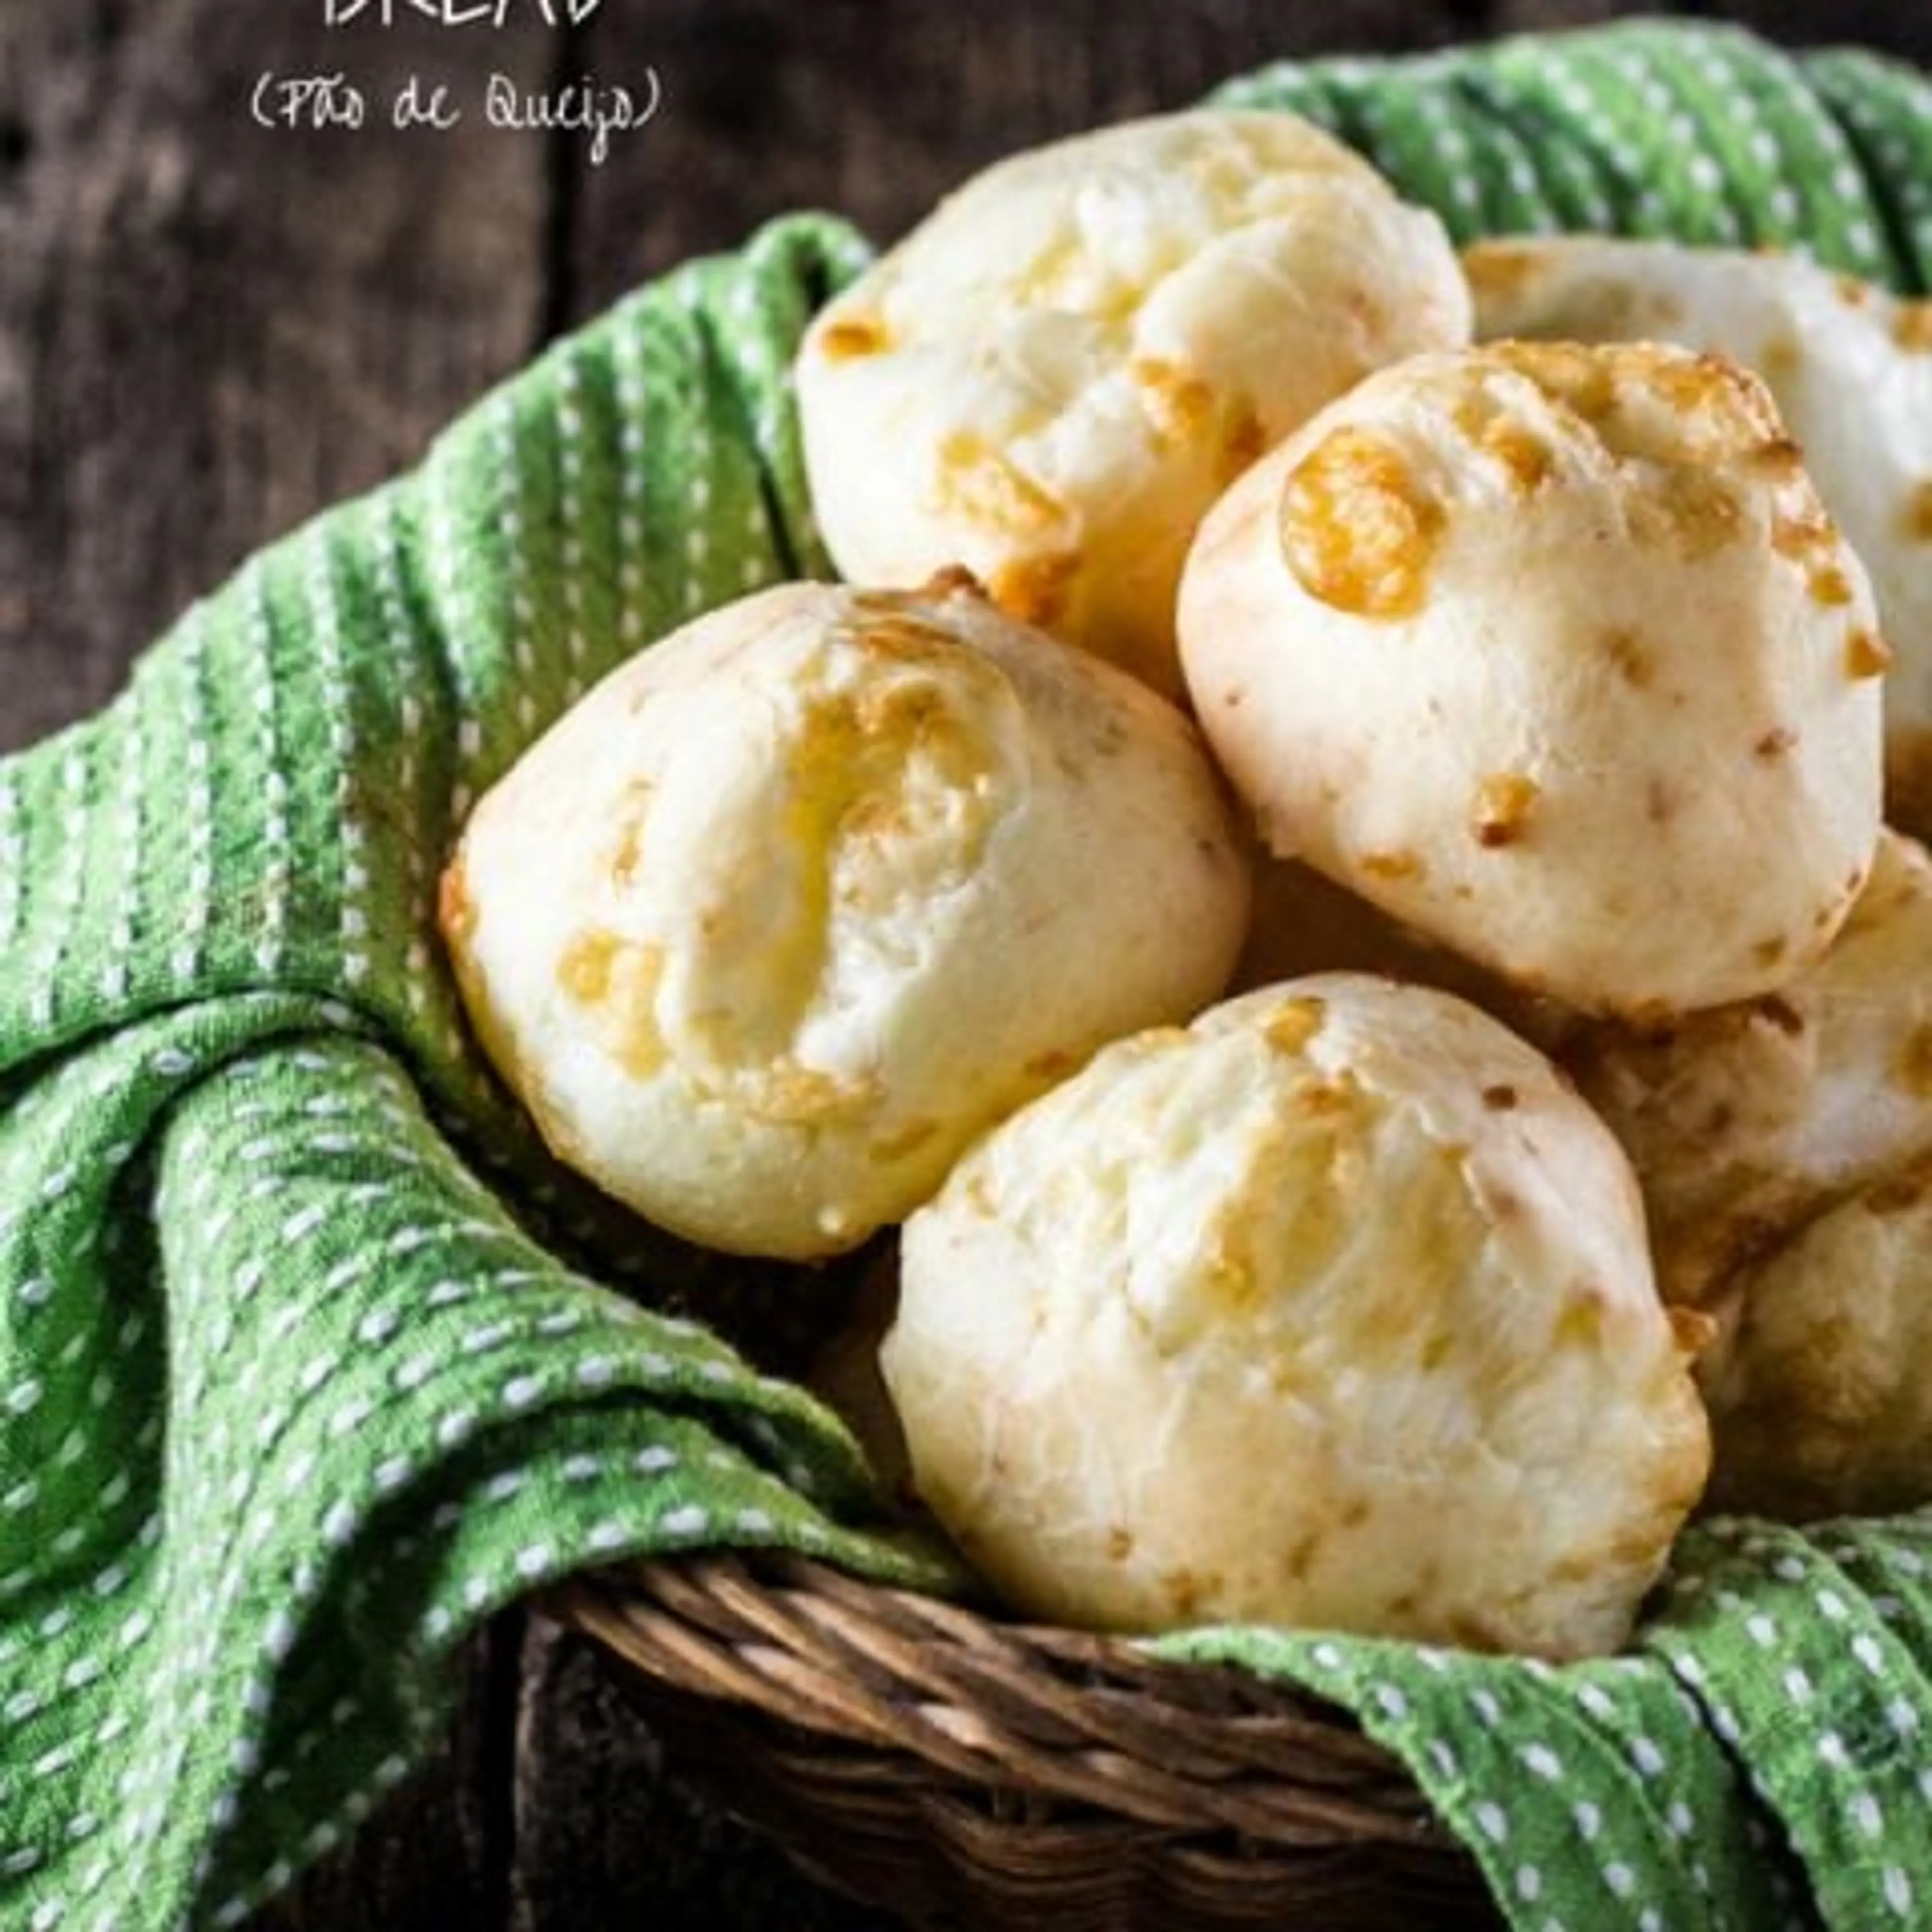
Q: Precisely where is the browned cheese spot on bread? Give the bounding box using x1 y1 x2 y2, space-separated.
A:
1472 773 1540 849
1846 629 1893 680
817 314 891 361
988 551 1080 630
1904 480 1932 544
1894 301 1932 353
1601 626 1656 688
1277 426 1445 619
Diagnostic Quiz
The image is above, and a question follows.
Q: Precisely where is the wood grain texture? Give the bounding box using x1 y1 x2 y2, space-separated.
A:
0 0 556 753
7 3 1932 1928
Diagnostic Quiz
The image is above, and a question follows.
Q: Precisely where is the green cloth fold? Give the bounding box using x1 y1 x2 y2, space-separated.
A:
4 20 1931 1932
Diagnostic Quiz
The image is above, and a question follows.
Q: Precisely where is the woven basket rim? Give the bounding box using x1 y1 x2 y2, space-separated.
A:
553 1549 1464 1858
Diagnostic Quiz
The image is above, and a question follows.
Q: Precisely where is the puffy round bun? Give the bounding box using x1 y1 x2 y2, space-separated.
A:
1565 831 1932 1516
1180 340 1885 1019
1466 237 1932 831
1568 831 1932 1307
796 109 1470 697
441 576 1250 1262
883 975 1710 1659
1692 1171 1932 1520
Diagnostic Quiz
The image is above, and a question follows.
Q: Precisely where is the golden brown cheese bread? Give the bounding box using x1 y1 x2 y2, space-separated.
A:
441 575 1250 1261
796 109 1470 697
1179 340 1885 1019
1467 236 1932 833
883 975 1711 1659
1565 830 1932 1517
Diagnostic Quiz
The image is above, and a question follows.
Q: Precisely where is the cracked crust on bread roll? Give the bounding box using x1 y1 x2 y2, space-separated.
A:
1564 831 1932 1517
883 975 1711 1659
796 109 1470 698
1179 340 1884 1020
440 574 1250 1262
1466 236 1932 834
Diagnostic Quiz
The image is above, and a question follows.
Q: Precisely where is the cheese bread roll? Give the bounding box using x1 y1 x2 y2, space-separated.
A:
1692 1169 1932 1519
1566 831 1932 1517
1181 341 1884 1019
884 976 1710 1658
441 576 1249 1261
797 109 1470 697
1467 237 1932 831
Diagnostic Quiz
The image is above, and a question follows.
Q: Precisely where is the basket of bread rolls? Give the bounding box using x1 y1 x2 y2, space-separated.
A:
437 78 1932 1932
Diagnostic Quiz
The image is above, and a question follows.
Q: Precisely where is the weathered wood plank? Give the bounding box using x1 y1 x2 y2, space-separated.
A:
0 0 558 753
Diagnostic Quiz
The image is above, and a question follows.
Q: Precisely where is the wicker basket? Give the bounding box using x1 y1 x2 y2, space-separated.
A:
556 1553 1497 1930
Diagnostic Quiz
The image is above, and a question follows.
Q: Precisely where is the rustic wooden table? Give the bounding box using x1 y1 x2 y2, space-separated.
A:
4 2 1929 1925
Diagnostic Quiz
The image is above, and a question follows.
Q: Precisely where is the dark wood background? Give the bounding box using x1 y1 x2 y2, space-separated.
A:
4 3 1930 1925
